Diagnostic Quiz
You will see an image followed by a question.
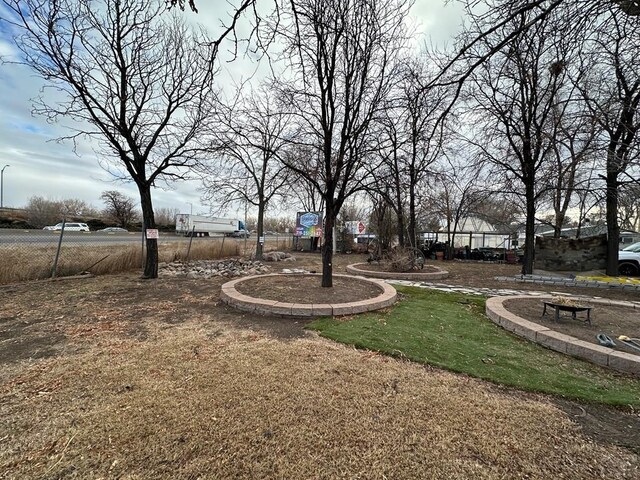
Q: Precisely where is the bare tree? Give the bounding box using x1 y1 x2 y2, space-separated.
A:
369 104 407 246
368 54 450 249
573 162 606 238
169 0 199 11
397 58 451 248
535 71 600 238
155 207 181 226
274 0 411 286
101 191 138 228
432 1 640 117
200 86 292 260
574 10 640 274
1 0 256 278
24 196 98 227
428 153 488 257
462 9 569 274
440 0 640 273
618 182 640 231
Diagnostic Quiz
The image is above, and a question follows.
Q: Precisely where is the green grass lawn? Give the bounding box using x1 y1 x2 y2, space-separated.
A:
309 286 640 407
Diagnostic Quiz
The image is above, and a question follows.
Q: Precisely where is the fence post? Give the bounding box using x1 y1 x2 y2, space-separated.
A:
218 234 225 258
51 219 66 278
186 226 195 261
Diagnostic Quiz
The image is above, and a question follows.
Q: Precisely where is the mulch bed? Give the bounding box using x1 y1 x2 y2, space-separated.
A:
234 274 383 304
354 262 441 273
504 298 640 355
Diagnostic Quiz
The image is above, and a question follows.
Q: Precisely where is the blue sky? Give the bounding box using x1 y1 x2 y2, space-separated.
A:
0 0 464 217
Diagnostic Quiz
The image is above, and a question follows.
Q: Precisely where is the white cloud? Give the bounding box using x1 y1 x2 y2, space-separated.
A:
410 0 466 47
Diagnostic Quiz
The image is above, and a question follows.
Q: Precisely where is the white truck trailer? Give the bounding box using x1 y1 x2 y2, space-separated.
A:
175 214 244 237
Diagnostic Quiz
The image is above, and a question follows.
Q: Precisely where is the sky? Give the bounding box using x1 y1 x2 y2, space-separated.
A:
0 0 465 218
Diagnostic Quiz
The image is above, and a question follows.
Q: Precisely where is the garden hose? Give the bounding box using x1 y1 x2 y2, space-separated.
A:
596 334 616 348
617 335 640 353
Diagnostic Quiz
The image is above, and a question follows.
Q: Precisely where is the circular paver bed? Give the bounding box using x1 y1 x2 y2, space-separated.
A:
221 273 397 317
486 295 640 376
346 262 449 281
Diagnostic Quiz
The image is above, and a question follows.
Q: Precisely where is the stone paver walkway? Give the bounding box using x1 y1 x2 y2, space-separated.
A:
495 274 640 291
386 279 640 306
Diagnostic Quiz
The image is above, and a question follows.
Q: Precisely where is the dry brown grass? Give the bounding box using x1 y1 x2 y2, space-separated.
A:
1 265 638 478
0 246 58 283
1 320 637 479
0 239 244 284
0 236 294 284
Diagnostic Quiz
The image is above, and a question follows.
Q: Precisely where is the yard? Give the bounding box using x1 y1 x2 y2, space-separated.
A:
1 253 639 478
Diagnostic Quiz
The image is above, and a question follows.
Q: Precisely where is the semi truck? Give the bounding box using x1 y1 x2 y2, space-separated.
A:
175 214 246 237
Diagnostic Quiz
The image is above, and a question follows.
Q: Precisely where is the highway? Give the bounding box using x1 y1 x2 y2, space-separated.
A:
0 229 292 246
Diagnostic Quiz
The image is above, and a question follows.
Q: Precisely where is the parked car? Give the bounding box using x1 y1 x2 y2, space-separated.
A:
43 222 90 232
98 227 128 233
619 241 640 276
230 229 250 238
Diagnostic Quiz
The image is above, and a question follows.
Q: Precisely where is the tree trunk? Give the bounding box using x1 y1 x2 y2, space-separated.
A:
394 179 405 247
138 184 158 279
256 199 265 260
408 180 416 248
553 211 564 238
605 166 620 276
522 170 536 275
396 210 405 248
322 203 335 287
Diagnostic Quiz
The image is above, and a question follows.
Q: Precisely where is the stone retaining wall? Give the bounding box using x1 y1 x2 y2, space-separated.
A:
220 273 397 317
346 263 449 281
535 235 606 272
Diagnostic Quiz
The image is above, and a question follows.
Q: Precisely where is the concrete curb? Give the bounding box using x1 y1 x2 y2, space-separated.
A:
486 295 640 376
221 273 397 317
346 263 449 281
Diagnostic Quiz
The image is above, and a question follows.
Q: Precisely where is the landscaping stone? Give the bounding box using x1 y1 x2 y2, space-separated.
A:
262 251 295 262
159 259 270 279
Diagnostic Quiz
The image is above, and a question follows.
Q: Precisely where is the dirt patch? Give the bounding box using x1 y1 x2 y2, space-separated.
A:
503 297 640 355
234 274 383 304
0 333 66 364
0 273 307 368
556 399 640 455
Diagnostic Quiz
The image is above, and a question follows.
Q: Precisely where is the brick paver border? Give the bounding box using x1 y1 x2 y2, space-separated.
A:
221 273 397 317
486 296 640 376
346 263 449 281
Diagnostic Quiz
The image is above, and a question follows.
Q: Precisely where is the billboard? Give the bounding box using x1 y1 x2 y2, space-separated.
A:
345 221 366 235
295 211 323 237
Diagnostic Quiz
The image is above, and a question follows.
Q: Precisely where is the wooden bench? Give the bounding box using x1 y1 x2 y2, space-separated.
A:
542 301 592 324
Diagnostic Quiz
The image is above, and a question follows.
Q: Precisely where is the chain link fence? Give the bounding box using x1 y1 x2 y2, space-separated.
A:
0 227 294 285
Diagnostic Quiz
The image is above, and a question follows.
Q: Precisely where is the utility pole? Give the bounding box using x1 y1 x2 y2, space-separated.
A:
1 165 9 209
